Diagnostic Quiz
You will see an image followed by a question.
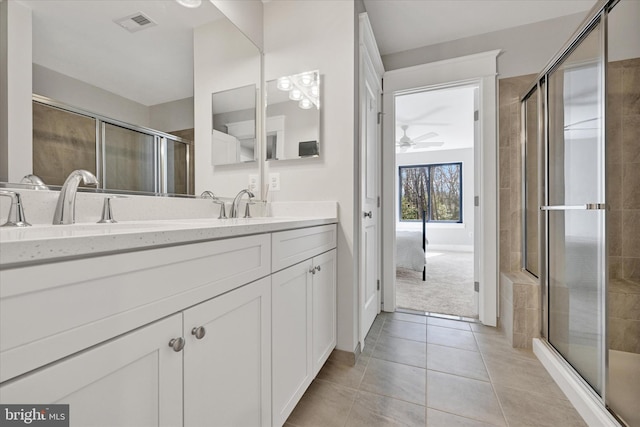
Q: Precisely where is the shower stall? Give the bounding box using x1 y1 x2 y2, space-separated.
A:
521 0 639 425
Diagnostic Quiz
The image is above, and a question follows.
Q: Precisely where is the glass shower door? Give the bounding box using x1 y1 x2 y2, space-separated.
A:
545 21 606 395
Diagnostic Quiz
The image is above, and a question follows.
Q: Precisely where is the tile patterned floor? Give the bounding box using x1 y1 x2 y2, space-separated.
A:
285 312 587 427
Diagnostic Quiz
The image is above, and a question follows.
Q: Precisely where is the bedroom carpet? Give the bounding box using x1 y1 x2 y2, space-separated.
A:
396 251 477 318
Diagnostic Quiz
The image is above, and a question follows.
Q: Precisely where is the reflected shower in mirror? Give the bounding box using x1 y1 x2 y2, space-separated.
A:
211 84 257 166
266 71 320 161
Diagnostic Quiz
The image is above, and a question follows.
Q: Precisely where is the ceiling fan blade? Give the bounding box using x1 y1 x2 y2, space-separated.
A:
414 141 445 148
412 131 438 142
406 121 451 127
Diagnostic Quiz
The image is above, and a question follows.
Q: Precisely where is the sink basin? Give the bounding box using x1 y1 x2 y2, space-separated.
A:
0 222 177 242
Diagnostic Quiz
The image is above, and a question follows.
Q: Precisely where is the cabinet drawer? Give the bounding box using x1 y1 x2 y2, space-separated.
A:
0 234 270 383
272 224 337 272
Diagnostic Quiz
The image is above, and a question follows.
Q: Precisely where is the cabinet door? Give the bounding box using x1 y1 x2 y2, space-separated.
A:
183 277 271 427
312 249 337 376
0 314 183 427
272 260 313 427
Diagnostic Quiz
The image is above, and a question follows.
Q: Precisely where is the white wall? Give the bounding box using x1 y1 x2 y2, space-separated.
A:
148 97 194 134
382 12 588 79
34 64 194 134
609 0 640 61
396 148 474 250
263 0 358 352
0 0 32 182
33 64 150 127
194 17 261 197
210 0 263 52
267 101 318 159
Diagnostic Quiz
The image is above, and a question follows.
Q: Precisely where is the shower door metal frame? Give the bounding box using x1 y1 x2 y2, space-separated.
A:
32 94 193 195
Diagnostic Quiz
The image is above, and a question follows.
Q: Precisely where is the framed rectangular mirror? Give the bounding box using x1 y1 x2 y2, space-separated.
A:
265 70 320 161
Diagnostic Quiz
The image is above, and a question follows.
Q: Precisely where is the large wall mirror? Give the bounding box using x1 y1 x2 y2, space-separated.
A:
9 0 261 196
265 70 320 161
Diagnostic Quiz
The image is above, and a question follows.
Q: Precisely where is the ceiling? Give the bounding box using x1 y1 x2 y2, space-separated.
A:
363 0 597 57
21 0 226 106
395 85 476 153
363 0 597 153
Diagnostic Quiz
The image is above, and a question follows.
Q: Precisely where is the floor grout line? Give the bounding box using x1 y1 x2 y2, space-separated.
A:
471 328 511 427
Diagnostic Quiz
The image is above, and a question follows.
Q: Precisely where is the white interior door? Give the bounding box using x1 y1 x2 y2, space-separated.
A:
473 87 480 313
359 21 383 345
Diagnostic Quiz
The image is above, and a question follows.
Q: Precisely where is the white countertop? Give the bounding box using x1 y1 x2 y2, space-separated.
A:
0 216 337 269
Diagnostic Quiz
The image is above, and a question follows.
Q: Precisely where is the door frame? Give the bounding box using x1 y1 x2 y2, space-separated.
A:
381 51 500 326
358 13 384 346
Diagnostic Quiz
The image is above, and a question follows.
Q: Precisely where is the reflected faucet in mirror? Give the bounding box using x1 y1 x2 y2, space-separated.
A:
200 191 227 219
20 174 48 190
53 170 99 225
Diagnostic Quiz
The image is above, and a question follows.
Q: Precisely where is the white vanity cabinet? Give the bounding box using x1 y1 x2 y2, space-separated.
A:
183 277 271 427
271 225 337 427
0 220 337 427
0 314 184 427
0 278 272 427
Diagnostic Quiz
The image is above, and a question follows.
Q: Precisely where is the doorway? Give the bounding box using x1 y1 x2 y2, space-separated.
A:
381 50 500 326
394 84 478 319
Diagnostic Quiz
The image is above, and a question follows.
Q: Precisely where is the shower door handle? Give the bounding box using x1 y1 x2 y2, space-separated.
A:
540 203 607 211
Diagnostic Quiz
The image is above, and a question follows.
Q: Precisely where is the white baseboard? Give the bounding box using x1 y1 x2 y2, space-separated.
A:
426 244 473 252
532 339 621 427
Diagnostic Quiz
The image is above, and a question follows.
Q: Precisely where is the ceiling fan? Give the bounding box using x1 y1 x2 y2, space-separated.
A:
395 125 444 151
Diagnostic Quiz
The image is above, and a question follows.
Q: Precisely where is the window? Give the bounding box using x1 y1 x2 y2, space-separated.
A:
399 163 462 222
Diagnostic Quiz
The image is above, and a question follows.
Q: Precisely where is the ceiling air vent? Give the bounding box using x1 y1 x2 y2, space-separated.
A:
114 12 157 33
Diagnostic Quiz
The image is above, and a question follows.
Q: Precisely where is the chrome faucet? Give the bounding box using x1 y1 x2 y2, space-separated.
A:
200 190 227 219
53 169 99 225
20 174 48 190
0 190 31 227
230 189 255 218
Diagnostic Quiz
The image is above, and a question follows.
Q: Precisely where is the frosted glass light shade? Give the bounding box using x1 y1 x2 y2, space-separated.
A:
289 89 303 101
299 98 313 109
277 77 292 91
176 0 201 8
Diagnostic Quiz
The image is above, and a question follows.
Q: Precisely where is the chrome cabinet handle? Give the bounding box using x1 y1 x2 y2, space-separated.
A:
169 337 185 352
191 326 206 340
363 211 372 218
315 265 321 272
309 266 316 275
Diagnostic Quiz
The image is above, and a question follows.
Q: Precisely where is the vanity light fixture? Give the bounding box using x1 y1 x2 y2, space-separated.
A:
275 70 320 110
289 89 303 101
298 73 314 87
176 0 202 8
277 76 292 91
299 98 313 109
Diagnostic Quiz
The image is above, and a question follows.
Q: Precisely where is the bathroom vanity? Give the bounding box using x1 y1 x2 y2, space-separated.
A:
0 215 337 427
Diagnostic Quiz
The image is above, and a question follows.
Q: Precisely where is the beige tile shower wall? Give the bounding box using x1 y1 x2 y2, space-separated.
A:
608 58 640 283
498 75 537 275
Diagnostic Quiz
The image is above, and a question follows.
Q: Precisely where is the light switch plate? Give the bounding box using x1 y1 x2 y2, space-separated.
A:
269 173 280 191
